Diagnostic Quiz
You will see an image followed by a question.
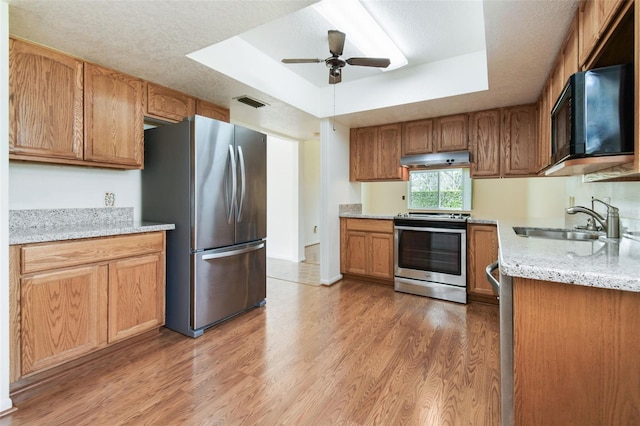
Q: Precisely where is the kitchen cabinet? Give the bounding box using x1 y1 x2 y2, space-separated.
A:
196 99 231 122
10 232 165 383
340 218 394 283
9 38 84 162
578 0 626 69
145 82 195 123
434 114 468 152
502 105 538 176
350 124 407 181
401 119 434 155
536 79 553 173
469 109 501 178
467 224 499 304
84 63 144 168
513 277 640 425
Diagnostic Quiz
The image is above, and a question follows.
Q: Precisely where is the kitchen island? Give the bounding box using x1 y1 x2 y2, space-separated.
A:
493 218 640 426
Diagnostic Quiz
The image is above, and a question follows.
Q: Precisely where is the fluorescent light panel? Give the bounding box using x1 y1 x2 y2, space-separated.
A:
313 0 408 71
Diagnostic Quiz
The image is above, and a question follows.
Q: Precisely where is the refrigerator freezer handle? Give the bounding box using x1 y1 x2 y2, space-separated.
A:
202 242 265 260
237 145 246 222
228 144 237 224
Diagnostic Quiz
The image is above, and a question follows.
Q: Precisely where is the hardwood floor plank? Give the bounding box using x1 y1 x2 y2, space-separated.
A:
2 277 499 425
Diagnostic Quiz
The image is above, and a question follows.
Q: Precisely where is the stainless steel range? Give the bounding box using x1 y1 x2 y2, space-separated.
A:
394 212 469 303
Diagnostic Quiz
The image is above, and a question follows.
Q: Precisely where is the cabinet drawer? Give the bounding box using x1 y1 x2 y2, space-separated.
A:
21 232 164 274
344 218 393 234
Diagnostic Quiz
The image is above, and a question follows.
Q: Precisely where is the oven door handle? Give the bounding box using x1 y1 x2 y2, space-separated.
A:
394 225 465 233
485 260 500 293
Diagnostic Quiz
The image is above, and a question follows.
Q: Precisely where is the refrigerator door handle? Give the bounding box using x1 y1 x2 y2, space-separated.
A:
228 144 237 224
237 145 246 222
202 242 265 260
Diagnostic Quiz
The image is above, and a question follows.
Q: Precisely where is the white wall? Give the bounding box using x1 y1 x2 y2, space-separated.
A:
266 134 301 262
320 119 361 285
1 0 13 413
9 163 141 218
301 139 320 246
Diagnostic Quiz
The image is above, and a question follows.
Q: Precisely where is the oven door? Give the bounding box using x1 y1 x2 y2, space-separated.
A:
394 225 466 287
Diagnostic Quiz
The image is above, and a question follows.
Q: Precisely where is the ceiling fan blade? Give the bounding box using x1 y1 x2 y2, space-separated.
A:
346 57 391 68
328 30 346 56
282 58 323 64
329 68 342 84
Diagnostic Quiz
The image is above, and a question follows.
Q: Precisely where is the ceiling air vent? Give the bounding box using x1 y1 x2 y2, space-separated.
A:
234 95 268 109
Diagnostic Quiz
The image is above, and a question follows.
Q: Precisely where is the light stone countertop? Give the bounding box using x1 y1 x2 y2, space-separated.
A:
496 217 640 292
339 213 396 220
9 208 175 245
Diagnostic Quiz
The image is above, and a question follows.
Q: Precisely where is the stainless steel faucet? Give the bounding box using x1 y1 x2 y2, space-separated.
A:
566 197 620 238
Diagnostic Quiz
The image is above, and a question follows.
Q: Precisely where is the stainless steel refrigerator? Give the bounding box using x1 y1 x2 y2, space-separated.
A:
142 115 267 338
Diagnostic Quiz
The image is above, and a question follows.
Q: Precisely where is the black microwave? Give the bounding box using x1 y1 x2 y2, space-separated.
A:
551 63 634 166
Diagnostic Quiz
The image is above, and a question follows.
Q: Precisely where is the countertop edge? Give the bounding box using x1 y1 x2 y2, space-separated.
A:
10 223 176 245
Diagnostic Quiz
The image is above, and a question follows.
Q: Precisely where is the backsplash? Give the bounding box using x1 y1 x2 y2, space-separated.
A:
339 203 363 214
10 207 133 230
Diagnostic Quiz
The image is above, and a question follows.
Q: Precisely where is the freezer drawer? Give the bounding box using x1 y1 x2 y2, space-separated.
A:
192 240 266 331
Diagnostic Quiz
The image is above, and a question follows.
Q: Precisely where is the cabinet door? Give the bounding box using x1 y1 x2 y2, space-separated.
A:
84 63 144 168
579 0 601 67
108 253 165 343
537 80 552 172
145 82 195 123
402 119 434 155
435 114 468 152
562 16 579 79
470 109 501 178
368 233 394 280
21 265 108 375
9 38 84 161
196 99 230 122
502 105 538 176
467 224 498 303
350 127 377 181
376 123 404 180
343 231 367 276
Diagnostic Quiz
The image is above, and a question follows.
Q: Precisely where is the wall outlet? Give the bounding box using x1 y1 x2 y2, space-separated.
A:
313 225 318 234
104 192 115 207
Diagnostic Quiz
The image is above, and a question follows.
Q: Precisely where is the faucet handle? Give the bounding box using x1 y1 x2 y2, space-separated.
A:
591 197 618 213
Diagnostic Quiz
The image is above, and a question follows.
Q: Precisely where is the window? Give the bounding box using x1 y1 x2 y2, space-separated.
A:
408 168 472 211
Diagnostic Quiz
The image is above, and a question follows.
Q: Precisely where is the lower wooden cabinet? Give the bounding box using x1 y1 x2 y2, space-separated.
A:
21 265 108 375
340 218 394 283
10 232 166 383
467 223 499 304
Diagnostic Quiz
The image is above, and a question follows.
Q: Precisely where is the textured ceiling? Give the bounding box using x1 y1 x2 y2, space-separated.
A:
7 0 579 141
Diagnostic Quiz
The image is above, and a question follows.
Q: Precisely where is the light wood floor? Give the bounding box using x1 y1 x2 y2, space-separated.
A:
2 278 500 425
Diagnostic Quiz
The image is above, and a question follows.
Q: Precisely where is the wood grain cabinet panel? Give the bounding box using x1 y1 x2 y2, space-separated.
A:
350 124 406 182
514 278 640 425
196 99 230 123
108 254 165 343
402 119 434 155
9 38 84 161
10 232 166 384
21 265 108 376
84 63 144 168
470 109 501 178
467 224 498 304
502 105 538 176
579 0 602 67
340 218 394 284
435 114 468 152
145 82 195 123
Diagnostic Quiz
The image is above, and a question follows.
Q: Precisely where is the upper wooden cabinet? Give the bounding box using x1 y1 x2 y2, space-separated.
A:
350 123 407 182
145 82 195 123
402 119 434 155
9 38 84 161
502 105 538 176
84 63 144 168
196 99 231 123
578 0 626 68
434 114 468 152
469 109 501 178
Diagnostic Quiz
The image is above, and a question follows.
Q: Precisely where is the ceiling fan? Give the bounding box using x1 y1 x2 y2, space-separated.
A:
281 30 391 84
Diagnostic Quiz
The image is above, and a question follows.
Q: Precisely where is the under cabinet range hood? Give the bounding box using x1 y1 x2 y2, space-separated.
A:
400 151 471 168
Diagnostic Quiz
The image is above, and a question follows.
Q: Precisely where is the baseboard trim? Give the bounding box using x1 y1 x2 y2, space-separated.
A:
321 274 342 286
0 401 16 418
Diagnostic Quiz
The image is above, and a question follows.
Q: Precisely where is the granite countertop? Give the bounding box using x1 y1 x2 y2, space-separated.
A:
339 213 396 220
10 208 175 245
496 218 640 292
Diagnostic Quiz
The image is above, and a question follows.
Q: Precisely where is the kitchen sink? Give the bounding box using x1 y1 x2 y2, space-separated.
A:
513 227 603 241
